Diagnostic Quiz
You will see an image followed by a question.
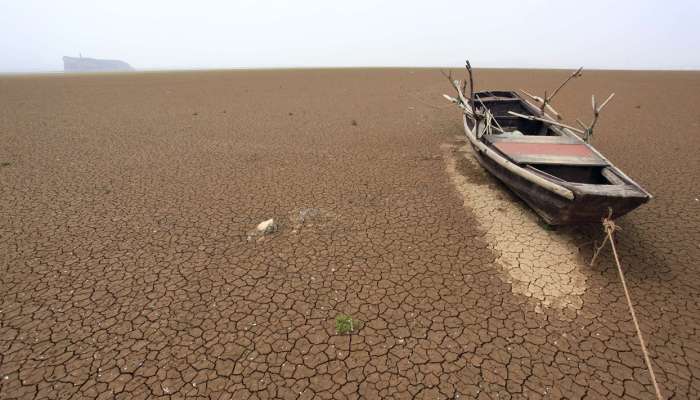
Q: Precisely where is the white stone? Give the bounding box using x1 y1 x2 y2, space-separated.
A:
256 219 277 234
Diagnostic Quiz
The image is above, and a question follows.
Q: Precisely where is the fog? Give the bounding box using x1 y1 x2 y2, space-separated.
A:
1 0 699 72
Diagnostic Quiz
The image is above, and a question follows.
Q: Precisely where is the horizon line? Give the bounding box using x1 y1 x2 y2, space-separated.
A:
2 64 700 76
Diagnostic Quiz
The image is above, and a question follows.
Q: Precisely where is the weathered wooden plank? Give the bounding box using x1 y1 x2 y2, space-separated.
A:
568 183 648 198
477 97 520 103
525 165 566 182
494 142 596 157
485 135 581 144
462 115 576 200
491 141 609 166
507 111 587 135
602 167 625 185
504 154 608 166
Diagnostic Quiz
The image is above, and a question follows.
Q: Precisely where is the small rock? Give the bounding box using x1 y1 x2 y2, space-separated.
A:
256 219 277 234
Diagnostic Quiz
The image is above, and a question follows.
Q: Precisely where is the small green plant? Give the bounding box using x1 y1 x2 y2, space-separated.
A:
350 119 358 126
335 314 355 334
0 162 11 168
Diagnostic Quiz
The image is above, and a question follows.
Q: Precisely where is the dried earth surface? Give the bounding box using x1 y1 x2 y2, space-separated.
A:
1 69 699 399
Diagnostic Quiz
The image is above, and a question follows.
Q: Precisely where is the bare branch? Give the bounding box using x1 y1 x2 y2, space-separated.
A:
578 92 616 143
548 66 583 102
523 67 583 120
440 69 453 84
520 89 545 104
440 69 476 118
507 111 586 135
443 94 458 103
460 76 468 98
543 103 562 119
597 93 615 112
465 60 476 111
519 89 563 119
440 69 469 108
476 96 505 134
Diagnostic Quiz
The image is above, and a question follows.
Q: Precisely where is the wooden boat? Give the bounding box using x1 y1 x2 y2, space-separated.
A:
460 90 651 225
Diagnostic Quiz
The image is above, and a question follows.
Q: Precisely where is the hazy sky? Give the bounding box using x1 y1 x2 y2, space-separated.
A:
1 0 699 72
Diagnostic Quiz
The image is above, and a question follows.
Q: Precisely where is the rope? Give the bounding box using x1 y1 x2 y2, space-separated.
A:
591 212 664 400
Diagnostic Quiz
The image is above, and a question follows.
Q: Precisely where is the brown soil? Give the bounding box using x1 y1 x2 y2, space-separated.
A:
443 143 588 311
1 68 698 399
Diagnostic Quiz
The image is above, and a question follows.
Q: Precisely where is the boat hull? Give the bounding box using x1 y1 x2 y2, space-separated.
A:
453 90 650 225
470 144 649 225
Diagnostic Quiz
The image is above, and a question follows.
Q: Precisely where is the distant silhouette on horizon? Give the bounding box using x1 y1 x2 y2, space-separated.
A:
63 55 134 72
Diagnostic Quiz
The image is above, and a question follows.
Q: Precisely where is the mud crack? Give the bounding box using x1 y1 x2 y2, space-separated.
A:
442 143 588 310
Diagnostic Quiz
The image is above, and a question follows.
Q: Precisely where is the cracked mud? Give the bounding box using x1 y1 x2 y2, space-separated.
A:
1 69 699 399
443 144 587 311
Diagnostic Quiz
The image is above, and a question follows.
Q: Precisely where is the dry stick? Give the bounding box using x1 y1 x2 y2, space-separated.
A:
443 94 477 122
477 96 505 134
507 111 586 135
597 92 616 111
520 89 563 119
592 93 616 129
548 66 583 102
520 89 544 104
541 67 583 118
576 119 588 131
460 75 468 100
440 70 475 115
465 60 483 138
443 92 475 118
581 92 615 142
441 68 496 141
444 93 506 134
521 67 583 119
442 62 505 136
407 92 452 110
592 217 664 400
465 60 475 110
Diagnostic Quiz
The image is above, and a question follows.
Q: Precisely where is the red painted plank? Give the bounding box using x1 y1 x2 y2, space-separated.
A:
492 141 608 165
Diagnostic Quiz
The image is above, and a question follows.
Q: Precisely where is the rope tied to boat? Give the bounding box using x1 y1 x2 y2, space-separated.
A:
591 210 664 400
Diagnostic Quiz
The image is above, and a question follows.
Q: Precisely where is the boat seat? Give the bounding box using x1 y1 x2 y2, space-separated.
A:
484 135 609 166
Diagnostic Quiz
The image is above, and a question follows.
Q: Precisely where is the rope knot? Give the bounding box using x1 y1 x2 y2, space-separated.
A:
602 217 620 235
602 208 621 235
